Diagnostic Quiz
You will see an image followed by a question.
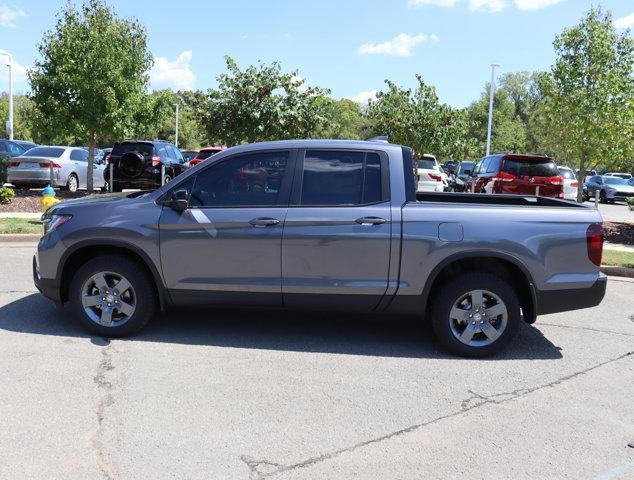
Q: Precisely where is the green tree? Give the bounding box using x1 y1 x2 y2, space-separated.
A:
313 97 368 139
28 0 153 191
536 7 634 200
201 56 330 145
366 75 473 160
0 93 35 141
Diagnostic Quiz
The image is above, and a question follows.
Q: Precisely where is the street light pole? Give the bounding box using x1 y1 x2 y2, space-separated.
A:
485 63 500 157
0 51 13 140
174 103 179 148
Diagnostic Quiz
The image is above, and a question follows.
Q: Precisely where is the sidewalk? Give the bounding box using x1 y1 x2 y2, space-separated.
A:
604 242 634 253
0 212 42 219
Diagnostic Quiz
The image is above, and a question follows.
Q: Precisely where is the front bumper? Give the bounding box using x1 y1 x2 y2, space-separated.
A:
535 274 607 315
33 254 62 305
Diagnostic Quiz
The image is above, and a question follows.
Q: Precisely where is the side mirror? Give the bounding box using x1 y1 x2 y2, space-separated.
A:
170 189 189 212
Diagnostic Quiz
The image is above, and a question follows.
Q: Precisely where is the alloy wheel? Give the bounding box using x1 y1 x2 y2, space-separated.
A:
448 289 508 347
81 271 136 327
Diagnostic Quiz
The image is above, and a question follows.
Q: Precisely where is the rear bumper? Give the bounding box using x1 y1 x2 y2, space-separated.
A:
8 169 62 187
535 274 607 315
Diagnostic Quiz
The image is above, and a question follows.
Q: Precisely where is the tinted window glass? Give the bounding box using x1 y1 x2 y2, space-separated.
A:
24 147 65 158
558 168 576 180
416 159 436 169
589 176 602 183
112 142 153 157
486 157 501 173
189 151 289 207
478 158 491 174
458 162 474 175
70 150 82 161
196 149 222 161
603 177 628 185
502 158 559 177
300 150 383 206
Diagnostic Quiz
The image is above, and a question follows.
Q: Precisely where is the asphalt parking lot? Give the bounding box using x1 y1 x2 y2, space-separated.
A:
0 243 633 480
587 200 634 224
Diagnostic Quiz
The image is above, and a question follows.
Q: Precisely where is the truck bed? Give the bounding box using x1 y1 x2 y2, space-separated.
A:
415 192 586 208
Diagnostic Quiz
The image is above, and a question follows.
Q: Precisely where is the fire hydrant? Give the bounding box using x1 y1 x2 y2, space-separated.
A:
40 185 61 211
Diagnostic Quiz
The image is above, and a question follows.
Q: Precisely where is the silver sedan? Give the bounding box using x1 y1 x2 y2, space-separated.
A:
7 146 106 192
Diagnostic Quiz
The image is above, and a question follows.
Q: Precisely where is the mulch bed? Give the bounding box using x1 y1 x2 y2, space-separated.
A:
604 222 634 246
0 189 99 213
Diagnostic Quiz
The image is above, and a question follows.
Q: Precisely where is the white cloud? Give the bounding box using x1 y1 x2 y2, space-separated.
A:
408 0 459 7
149 51 196 91
0 5 25 27
349 90 378 105
469 0 508 13
0 57 29 85
615 13 634 29
358 33 437 57
514 0 563 10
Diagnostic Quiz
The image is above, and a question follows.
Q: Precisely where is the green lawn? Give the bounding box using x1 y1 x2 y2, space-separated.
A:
602 249 634 268
0 217 42 234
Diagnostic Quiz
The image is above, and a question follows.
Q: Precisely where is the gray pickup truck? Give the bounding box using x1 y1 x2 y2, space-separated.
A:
34 139 606 357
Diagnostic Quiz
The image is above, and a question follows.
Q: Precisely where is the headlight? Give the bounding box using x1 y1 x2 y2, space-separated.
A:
43 214 72 235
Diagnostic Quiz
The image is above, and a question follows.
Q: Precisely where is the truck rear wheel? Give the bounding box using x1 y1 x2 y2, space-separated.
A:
430 273 520 358
69 255 156 337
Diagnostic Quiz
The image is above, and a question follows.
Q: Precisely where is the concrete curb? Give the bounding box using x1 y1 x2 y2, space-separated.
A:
0 234 41 243
601 265 634 278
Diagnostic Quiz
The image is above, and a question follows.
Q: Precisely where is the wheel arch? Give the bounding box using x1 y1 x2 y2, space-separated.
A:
420 251 537 324
58 239 168 310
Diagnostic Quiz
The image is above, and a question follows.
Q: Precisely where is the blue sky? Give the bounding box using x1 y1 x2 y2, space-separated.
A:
0 0 632 107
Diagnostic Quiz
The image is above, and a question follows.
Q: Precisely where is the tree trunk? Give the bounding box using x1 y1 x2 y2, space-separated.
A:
87 130 95 193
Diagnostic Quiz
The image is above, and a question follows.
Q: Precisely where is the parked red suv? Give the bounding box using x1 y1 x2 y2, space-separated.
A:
188 146 226 168
465 154 564 198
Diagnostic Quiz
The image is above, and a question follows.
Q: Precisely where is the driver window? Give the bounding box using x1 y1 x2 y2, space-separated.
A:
189 151 290 207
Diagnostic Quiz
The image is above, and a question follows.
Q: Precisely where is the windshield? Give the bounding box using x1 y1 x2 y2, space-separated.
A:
22 147 65 158
603 177 629 185
458 162 474 175
558 168 576 180
416 159 436 170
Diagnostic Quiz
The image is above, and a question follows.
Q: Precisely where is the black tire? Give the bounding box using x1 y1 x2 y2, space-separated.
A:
61 173 79 192
599 190 607 204
430 273 521 358
69 255 157 337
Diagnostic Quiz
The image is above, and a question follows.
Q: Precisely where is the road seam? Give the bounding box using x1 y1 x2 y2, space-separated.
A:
537 322 634 338
92 341 117 480
241 350 634 479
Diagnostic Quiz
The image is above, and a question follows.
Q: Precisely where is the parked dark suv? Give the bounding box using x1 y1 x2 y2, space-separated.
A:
466 154 564 198
105 140 187 191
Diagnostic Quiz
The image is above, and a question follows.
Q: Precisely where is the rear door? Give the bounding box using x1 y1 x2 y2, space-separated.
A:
159 149 295 306
499 157 562 197
281 149 392 310
70 149 87 187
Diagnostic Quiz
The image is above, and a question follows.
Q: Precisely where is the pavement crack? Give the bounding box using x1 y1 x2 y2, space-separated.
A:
244 350 633 479
92 340 117 480
538 322 634 338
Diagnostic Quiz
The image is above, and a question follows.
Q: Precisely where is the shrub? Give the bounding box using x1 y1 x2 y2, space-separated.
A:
627 197 634 206
0 155 10 185
0 187 16 204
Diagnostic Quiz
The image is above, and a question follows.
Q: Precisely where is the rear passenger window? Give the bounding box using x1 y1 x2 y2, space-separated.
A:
70 150 87 161
300 151 384 206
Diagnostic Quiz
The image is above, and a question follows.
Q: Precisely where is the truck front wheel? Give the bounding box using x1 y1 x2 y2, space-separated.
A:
430 273 521 358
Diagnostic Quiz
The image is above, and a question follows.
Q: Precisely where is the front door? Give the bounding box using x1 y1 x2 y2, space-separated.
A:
282 149 392 310
159 149 294 306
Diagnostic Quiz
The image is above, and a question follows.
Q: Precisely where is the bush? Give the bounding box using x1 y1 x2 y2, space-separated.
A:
0 187 16 204
626 197 634 205
0 155 10 185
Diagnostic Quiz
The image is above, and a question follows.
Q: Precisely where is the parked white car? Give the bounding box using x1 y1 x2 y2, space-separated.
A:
7 146 106 192
558 166 579 201
415 154 444 192
604 172 632 180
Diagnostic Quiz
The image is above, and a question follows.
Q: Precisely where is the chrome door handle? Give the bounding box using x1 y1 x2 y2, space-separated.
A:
249 217 280 227
355 216 387 226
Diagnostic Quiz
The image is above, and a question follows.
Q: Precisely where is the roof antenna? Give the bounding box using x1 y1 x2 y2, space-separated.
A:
366 136 389 143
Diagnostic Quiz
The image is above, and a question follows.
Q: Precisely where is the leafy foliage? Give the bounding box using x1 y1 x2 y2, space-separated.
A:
0 187 15 204
28 0 153 191
200 56 330 146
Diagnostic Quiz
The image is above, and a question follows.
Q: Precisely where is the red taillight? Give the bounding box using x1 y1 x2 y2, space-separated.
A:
151 155 161 167
189 159 201 167
104 153 111 165
9 161 19 167
493 171 517 182
40 162 61 168
546 176 563 186
428 173 442 182
586 223 603 267
570 181 579 188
